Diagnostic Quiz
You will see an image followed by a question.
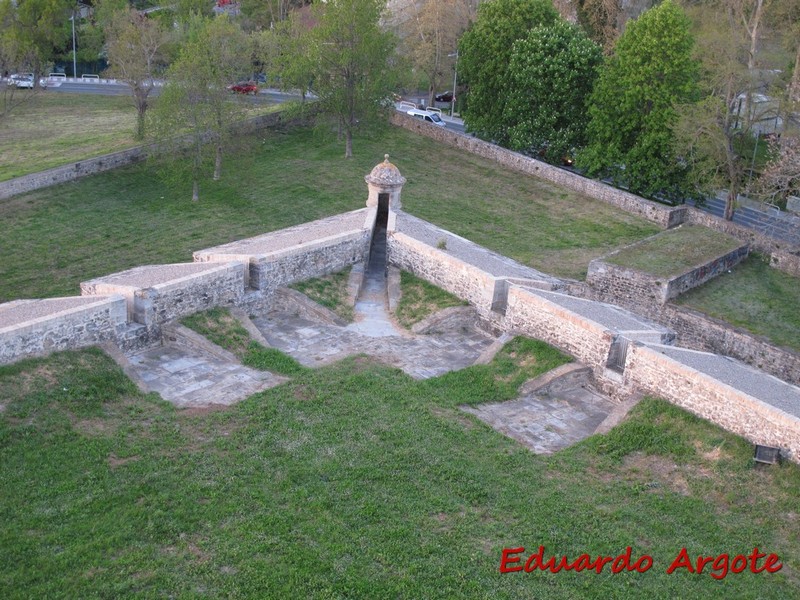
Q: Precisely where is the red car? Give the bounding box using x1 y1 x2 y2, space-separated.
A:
228 81 258 95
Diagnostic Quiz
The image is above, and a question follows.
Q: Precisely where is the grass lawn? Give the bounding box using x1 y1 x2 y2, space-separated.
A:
395 270 467 328
1 345 798 598
0 123 659 303
0 92 276 181
291 268 355 323
606 225 744 278
675 255 800 352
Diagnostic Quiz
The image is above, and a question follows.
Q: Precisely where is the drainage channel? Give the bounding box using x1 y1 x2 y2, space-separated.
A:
347 197 403 337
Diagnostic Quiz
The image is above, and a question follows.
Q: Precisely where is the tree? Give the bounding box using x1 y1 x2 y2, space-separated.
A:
458 0 559 144
298 0 400 158
2 0 73 83
673 1 775 220
757 135 799 203
576 0 621 52
104 9 171 140
577 0 699 201
152 15 249 200
400 0 472 107
503 19 602 163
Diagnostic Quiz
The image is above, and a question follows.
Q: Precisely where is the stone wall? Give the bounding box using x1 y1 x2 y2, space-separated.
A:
572 282 800 386
390 112 685 229
0 111 294 201
685 207 800 277
387 231 500 316
625 343 800 460
0 296 128 365
587 244 749 305
504 285 615 372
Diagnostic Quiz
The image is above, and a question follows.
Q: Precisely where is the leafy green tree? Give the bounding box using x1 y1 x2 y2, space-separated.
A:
578 0 699 201
458 0 559 144
152 15 249 200
104 8 172 140
298 0 400 158
504 19 602 164
2 0 73 82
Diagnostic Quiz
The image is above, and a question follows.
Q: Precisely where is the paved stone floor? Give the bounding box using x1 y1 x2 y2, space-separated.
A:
126 343 285 407
462 385 617 454
252 309 494 379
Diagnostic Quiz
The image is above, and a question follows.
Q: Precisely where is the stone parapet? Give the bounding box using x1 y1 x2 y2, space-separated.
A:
0 295 128 365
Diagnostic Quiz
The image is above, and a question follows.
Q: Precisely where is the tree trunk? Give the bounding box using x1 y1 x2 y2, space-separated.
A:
790 43 800 104
192 179 199 202
724 187 737 220
213 143 222 180
345 128 353 158
135 104 146 141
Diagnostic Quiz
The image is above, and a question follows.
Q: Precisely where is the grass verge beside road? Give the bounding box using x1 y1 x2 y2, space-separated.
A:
675 255 800 352
0 346 798 598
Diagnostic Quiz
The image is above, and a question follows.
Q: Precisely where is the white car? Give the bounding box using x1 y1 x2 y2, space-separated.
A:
14 74 34 89
407 108 446 127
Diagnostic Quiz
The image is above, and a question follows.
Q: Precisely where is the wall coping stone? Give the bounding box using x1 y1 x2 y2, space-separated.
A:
0 295 124 332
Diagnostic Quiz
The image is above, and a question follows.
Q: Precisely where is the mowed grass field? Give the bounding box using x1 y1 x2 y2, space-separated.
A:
0 121 659 303
1 344 799 598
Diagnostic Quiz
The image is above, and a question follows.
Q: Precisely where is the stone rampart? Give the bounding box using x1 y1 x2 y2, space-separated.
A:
388 231 500 315
0 296 128 365
587 244 749 305
390 112 685 229
194 208 375 291
685 207 800 277
626 343 800 460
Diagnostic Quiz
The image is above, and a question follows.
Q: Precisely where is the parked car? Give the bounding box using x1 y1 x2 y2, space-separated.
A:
14 74 34 89
435 91 455 103
407 108 446 127
228 81 258 95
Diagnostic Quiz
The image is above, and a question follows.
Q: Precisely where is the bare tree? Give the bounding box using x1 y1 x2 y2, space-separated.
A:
104 9 171 140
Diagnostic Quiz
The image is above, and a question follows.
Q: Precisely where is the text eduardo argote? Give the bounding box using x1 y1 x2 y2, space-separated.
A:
500 546 783 580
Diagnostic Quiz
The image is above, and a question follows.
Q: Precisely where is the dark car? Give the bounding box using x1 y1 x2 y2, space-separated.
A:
228 81 258 95
435 91 454 103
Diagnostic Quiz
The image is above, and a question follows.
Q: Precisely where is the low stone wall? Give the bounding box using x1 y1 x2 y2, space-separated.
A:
572 282 800 387
0 111 294 201
504 285 614 373
626 343 800 460
685 207 800 277
390 112 685 229
587 244 749 305
0 296 128 365
387 231 501 316
81 262 247 327
194 208 375 292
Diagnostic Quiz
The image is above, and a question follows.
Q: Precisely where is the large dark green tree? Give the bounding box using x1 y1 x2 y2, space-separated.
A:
458 0 559 144
577 0 699 201
504 19 602 164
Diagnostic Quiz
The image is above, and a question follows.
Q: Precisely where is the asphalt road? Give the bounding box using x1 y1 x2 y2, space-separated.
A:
43 80 298 104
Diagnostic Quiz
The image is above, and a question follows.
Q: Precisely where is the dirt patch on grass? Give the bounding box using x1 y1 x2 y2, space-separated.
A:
431 406 475 430
623 452 691 496
73 417 116 437
180 404 231 417
108 454 140 469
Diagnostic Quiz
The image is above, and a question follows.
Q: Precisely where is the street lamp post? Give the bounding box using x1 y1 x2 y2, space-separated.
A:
448 50 458 116
70 13 77 78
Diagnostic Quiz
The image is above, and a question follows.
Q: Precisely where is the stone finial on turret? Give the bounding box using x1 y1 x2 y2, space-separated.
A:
365 154 406 209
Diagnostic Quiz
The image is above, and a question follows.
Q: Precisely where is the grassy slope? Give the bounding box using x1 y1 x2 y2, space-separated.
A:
0 124 659 302
676 255 800 352
0 347 798 598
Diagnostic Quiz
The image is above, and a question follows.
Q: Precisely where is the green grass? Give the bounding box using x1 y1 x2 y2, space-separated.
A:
605 225 744 278
675 255 800 352
1 346 798 598
396 270 468 328
181 307 305 376
0 92 277 181
291 267 355 322
0 122 659 303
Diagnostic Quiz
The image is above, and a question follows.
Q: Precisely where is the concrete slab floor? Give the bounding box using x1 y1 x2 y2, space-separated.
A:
462 385 618 454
